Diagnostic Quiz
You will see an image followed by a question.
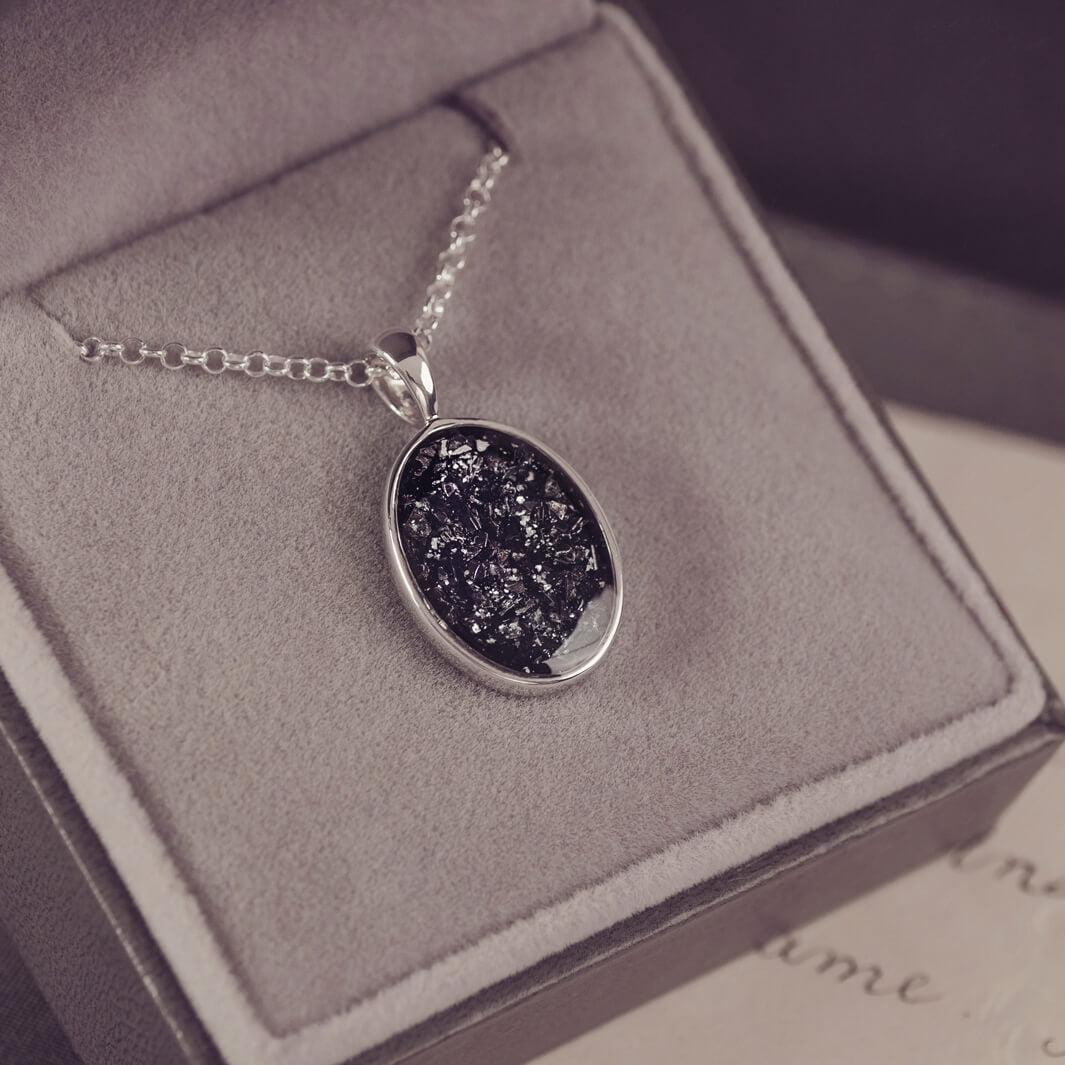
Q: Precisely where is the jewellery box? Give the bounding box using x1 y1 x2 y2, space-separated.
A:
637 0 1065 446
0 2 1060 1064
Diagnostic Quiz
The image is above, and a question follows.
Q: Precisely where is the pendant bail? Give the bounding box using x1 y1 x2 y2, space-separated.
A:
369 330 438 427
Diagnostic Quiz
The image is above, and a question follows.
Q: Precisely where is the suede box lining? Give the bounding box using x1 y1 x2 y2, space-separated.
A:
0 0 593 299
0 9 1050 1065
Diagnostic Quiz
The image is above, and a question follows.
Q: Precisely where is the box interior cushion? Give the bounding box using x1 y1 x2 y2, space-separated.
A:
0 0 593 299
0 10 1046 1065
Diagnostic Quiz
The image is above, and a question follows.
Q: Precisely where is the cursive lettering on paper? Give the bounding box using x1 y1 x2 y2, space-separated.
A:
757 934 943 1004
949 836 1065 899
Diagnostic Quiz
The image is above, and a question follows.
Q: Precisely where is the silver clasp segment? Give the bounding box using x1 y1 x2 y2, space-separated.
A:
369 331 438 427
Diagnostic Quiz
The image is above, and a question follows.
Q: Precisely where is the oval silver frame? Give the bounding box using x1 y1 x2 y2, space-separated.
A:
383 418 623 695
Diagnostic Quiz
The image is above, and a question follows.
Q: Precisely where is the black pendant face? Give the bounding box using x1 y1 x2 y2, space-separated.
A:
384 419 622 692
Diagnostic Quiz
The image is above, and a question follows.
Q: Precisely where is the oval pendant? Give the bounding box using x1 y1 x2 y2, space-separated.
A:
384 419 622 693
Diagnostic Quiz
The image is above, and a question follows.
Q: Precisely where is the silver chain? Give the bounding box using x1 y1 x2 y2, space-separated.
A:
77 144 510 388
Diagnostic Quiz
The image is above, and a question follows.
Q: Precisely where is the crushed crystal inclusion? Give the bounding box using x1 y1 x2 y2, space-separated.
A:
396 425 613 675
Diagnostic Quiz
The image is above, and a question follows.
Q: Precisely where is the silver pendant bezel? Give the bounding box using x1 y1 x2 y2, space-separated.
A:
383 418 623 695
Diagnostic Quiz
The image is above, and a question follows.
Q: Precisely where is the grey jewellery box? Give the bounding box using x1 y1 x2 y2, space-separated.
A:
0 2 1061 1064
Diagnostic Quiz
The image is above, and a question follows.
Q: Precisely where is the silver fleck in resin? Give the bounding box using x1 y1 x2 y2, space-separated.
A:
384 419 622 693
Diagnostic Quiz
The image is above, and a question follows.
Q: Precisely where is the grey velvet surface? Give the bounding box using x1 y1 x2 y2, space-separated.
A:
0 11 1040 1064
0 0 592 299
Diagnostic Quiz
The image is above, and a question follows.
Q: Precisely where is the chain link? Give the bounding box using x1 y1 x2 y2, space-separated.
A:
412 143 509 352
77 337 379 387
76 143 510 387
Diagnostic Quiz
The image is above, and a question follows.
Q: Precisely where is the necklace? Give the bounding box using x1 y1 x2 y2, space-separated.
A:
76 143 622 694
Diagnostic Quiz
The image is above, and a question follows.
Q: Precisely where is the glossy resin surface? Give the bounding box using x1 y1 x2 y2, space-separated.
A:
386 419 622 690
